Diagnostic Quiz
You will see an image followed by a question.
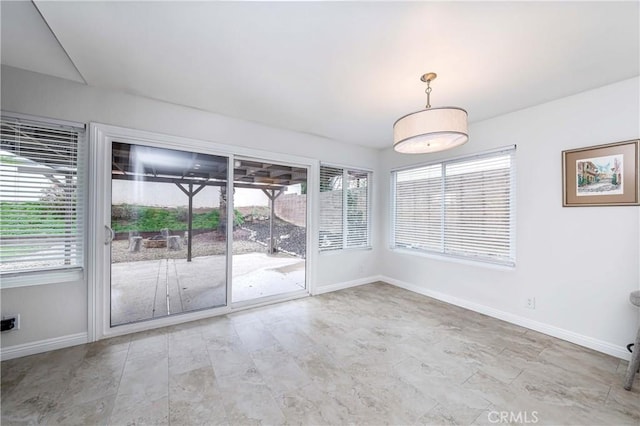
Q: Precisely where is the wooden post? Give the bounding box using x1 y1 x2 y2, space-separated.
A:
176 182 206 262
219 186 227 232
269 193 275 253
187 183 193 260
262 188 285 254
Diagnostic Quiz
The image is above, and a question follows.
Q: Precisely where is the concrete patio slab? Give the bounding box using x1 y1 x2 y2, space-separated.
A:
111 252 305 326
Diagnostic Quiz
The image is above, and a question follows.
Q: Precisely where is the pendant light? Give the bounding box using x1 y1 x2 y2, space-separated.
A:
393 72 468 154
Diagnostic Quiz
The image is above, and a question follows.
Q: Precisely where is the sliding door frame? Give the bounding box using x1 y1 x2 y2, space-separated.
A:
88 123 318 342
230 155 311 309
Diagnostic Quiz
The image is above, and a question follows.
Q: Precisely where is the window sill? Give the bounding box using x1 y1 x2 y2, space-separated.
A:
319 246 373 256
391 247 515 271
1 268 84 289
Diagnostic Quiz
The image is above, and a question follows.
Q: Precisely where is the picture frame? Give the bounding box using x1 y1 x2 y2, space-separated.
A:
562 139 640 207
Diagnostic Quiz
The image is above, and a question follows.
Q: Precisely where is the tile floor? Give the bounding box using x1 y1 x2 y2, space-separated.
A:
1 282 639 425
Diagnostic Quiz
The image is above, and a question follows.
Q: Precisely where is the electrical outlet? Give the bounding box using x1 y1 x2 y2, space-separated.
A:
526 297 536 310
2 314 20 331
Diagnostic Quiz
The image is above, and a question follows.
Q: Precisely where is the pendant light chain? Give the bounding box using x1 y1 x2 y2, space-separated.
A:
425 81 432 109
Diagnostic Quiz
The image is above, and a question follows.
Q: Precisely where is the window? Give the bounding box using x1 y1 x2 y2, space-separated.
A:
0 115 85 276
319 165 371 251
392 146 516 266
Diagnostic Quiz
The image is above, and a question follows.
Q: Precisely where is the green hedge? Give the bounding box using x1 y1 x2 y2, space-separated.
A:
111 205 243 232
0 201 76 236
0 202 244 236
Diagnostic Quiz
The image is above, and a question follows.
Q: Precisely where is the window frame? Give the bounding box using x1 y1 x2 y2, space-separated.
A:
0 112 87 288
319 163 372 253
391 146 516 267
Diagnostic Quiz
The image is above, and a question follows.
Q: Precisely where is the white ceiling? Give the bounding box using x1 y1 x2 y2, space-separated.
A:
2 1 639 149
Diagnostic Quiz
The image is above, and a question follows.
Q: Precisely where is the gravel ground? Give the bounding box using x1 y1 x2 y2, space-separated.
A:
111 229 262 263
111 219 307 263
241 218 307 258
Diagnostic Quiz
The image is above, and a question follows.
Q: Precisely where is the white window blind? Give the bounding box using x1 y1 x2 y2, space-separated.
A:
319 165 370 251
392 147 516 266
394 164 443 252
0 116 85 274
319 166 343 250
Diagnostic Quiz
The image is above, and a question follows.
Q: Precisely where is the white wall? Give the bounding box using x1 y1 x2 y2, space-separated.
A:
0 65 380 351
378 77 640 359
112 181 283 208
111 181 221 208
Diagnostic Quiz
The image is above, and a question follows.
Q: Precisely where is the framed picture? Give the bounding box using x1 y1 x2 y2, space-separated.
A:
562 139 640 206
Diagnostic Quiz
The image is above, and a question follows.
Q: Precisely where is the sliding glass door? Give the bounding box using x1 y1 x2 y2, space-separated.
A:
109 142 228 326
92 124 314 337
231 158 307 304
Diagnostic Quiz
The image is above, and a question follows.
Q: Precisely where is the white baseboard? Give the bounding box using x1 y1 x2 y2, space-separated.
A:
381 276 631 361
1 332 88 361
2 279 628 362
313 275 383 295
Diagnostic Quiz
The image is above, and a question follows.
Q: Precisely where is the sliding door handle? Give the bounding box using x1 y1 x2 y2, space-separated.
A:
105 225 115 245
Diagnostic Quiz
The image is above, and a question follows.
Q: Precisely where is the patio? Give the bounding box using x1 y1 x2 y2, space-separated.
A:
111 252 305 326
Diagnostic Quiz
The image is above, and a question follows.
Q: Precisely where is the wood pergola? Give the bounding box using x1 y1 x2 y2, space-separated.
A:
112 142 307 260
